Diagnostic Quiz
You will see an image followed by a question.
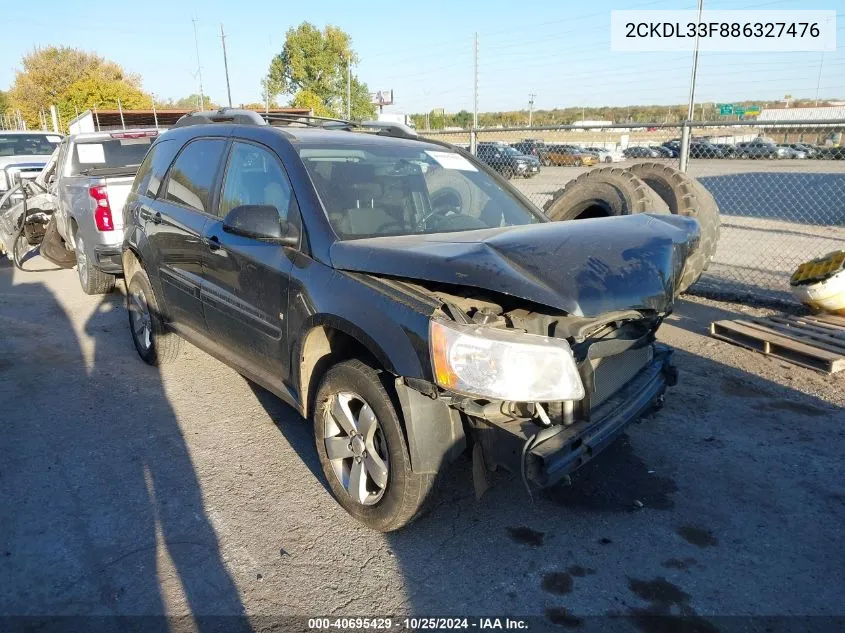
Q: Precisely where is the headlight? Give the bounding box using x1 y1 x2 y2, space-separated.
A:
430 320 585 402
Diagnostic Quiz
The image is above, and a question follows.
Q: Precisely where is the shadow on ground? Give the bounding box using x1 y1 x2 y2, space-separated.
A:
0 259 250 631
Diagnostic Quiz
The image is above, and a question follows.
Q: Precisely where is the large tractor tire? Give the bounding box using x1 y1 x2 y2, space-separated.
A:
627 162 721 293
543 167 669 221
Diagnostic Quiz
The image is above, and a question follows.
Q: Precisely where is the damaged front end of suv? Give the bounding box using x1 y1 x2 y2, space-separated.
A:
330 212 698 493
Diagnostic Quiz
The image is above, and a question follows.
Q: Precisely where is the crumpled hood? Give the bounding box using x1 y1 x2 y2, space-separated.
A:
330 214 700 317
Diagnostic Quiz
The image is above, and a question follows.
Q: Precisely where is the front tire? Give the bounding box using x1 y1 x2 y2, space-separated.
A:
127 269 182 365
75 233 115 295
314 359 435 532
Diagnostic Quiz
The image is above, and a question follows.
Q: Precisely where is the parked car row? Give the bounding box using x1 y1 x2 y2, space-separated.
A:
5 109 700 532
622 137 844 160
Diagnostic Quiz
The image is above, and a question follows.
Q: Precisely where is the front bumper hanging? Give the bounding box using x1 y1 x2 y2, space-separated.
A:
473 344 676 489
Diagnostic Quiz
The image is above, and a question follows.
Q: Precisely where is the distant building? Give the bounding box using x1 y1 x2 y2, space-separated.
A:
757 106 845 126
572 119 614 131
68 107 312 133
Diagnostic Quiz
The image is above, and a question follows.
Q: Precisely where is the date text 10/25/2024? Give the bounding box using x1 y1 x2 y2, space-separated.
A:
308 617 530 630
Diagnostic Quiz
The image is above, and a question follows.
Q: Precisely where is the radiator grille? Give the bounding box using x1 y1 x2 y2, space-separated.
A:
590 345 653 408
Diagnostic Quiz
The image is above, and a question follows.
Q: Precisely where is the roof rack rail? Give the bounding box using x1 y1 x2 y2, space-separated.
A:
172 108 268 128
357 120 419 139
171 107 420 140
262 113 354 127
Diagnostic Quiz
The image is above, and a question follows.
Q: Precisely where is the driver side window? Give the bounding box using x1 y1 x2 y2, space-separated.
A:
218 142 295 222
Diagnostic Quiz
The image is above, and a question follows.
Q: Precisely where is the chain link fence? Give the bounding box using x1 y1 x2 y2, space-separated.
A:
422 120 845 305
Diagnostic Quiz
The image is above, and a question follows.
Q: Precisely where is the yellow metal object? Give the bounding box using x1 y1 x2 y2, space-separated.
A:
790 251 845 315
790 250 845 285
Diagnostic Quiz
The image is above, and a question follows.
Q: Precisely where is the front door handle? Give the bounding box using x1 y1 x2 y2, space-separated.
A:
151 212 162 225
206 235 221 251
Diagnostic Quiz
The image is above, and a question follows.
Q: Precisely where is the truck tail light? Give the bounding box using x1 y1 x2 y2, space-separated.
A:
89 185 115 231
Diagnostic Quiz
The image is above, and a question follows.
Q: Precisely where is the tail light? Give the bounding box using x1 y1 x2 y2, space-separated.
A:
89 185 115 231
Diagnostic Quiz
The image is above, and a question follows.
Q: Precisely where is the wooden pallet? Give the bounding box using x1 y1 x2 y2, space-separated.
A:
710 313 845 374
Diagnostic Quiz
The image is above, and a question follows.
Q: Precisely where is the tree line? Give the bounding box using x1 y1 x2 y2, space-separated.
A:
409 98 837 131
0 23 376 131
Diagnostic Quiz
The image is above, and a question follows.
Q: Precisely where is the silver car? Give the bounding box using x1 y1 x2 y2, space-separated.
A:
51 129 158 294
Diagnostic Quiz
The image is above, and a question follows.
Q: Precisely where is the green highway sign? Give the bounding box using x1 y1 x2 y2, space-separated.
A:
718 104 734 115
745 105 761 116
734 106 746 117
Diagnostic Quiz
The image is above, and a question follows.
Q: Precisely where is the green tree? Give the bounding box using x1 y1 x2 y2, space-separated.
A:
266 22 375 119
453 110 472 128
0 90 8 116
8 46 151 129
60 76 151 125
170 94 216 110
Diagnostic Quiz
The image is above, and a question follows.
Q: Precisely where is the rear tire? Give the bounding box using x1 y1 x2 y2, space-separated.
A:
626 162 721 293
314 359 435 532
501 166 515 180
75 232 115 295
127 269 182 366
544 166 669 221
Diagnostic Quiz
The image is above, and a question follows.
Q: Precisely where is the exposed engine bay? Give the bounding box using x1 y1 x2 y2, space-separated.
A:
387 276 678 494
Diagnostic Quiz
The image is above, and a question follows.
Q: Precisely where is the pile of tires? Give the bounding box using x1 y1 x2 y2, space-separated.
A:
543 163 720 294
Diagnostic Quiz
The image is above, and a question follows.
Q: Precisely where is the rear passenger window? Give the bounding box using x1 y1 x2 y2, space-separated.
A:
163 139 227 213
132 139 179 199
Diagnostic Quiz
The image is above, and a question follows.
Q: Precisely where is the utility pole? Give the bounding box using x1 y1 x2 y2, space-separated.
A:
347 57 352 119
472 32 478 154
680 0 703 172
220 24 233 107
192 18 205 109
528 93 536 127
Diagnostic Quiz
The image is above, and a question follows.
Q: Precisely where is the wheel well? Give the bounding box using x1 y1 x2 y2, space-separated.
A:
69 218 79 249
300 325 380 418
122 248 142 284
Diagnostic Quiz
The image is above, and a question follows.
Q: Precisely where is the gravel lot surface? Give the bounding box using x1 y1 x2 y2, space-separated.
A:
1 256 844 632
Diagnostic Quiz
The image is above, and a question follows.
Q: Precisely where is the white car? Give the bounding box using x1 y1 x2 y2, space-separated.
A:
584 146 624 163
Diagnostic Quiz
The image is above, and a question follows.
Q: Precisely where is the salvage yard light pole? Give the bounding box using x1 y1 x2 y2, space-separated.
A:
680 0 704 172
528 93 536 127
471 32 479 155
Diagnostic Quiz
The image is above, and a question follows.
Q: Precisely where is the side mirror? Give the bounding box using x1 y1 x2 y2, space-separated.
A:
222 204 299 247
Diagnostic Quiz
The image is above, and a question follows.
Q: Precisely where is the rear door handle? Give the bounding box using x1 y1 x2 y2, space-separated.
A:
151 212 162 225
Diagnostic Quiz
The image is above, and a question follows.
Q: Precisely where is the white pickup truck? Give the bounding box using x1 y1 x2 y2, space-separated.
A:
51 130 158 294
0 131 62 207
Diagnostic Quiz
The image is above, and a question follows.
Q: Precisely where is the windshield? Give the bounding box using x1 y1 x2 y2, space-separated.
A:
300 143 542 239
70 137 154 176
0 133 61 157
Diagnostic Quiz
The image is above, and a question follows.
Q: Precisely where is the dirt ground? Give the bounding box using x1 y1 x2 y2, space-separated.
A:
1 256 844 631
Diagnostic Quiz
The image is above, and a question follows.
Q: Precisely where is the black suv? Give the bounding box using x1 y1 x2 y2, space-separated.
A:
122 109 698 531
510 139 550 166
475 142 540 178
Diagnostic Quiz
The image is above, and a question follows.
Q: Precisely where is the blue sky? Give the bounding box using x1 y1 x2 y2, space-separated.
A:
2 0 843 114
